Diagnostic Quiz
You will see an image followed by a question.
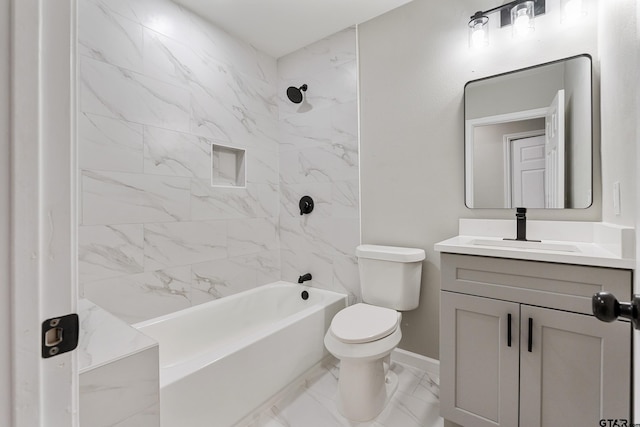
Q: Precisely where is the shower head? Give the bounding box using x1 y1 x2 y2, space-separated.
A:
286 84 308 104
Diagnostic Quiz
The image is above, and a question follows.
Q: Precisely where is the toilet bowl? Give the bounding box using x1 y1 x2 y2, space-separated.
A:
324 245 425 422
324 303 402 421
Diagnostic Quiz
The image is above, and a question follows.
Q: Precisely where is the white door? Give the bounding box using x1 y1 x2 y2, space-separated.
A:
9 1 78 425
512 135 546 208
545 90 566 208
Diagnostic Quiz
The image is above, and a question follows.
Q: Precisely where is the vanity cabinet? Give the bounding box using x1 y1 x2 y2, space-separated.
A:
439 254 631 427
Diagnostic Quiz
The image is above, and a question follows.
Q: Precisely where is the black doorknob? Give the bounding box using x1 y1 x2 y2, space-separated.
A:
592 292 640 329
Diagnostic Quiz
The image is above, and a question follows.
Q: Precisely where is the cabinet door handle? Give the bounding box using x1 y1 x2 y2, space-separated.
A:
527 317 533 352
507 313 512 347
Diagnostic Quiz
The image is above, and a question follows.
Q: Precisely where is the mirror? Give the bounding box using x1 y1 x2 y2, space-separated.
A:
465 54 592 209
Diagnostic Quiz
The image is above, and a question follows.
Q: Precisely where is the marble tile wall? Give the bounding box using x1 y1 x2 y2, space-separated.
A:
78 0 281 323
277 28 361 302
78 299 160 426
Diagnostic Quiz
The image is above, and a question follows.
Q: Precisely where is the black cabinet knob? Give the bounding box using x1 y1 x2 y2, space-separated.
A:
592 292 640 329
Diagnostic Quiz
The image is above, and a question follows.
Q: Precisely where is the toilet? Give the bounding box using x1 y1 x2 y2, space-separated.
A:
324 244 425 421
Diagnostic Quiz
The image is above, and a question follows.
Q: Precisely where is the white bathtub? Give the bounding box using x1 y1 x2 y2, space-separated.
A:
134 281 347 427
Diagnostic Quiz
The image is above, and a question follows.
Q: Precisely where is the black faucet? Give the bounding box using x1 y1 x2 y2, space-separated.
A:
504 207 540 242
298 273 312 284
515 207 527 241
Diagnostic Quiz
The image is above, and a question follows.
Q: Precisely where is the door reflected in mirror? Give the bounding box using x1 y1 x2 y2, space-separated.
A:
464 55 592 209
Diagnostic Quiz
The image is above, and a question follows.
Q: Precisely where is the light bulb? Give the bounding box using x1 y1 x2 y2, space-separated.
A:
511 1 535 38
468 14 489 49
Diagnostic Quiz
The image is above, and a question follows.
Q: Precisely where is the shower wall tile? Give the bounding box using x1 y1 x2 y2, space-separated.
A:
278 27 360 301
80 56 190 131
78 0 144 73
280 183 332 218
279 108 332 152
332 180 360 219
190 257 258 301
191 180 278 220
83 266 192 324
227 218 278 257
81 170 191 225
143 221 227 271
246 147 279 185
79 113 144 173
78 0 280 324
143 126 212 178
79 224 145 284
189 82 279 151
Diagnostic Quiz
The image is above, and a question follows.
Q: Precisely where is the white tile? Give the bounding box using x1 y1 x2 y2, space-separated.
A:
78 0 144 73
191 180 278 220
81 170 190 225
79 346 159 426
83 266 192 324
77 299 156 372
243 360 444 427
143 126 211 178
79 224 144 284
112 403 160 427
143 221 227 270
246 147 279 186
278 108 332 152
280 183 332 218
79 113 144 173
190 257 258 302
228 218 279 257
80 56 190 131
332 180 360 219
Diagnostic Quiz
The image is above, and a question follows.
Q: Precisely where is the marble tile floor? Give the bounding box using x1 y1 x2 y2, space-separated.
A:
242 357 444 427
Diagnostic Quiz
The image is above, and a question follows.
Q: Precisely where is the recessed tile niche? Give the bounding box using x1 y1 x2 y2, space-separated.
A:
211 144 246 188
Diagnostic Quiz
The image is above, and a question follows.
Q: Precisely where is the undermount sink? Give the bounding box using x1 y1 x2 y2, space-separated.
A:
471 238 581 253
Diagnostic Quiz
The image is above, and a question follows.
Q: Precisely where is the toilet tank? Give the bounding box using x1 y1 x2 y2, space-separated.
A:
356 244 425 311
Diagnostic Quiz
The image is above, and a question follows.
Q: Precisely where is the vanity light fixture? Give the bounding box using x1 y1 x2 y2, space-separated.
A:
468 0 545 48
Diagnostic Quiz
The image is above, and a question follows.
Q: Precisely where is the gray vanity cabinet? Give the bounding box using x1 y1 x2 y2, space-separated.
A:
439 254 631 427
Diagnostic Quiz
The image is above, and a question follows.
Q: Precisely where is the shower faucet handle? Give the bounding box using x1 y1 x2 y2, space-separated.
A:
299 195 314 215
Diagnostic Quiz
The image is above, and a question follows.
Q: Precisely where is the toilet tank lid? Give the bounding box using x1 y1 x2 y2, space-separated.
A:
356 244 425 262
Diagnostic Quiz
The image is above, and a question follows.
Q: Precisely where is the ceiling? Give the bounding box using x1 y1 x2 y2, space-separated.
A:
173 0 416 58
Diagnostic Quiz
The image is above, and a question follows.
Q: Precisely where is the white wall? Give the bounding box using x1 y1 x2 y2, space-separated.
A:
0 0 11 424
77 0 280 323
277 28 360 301
599 0 638 227
358 0 600 358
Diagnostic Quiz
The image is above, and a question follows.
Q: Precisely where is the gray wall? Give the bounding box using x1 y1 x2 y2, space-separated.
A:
0 0 11 424
564 58 592 208
358 0 599 358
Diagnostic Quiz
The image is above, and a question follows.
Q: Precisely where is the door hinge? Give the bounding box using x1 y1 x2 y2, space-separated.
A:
41 313 79 358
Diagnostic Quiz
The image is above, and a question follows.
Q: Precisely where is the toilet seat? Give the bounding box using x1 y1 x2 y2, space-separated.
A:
330 303 399 344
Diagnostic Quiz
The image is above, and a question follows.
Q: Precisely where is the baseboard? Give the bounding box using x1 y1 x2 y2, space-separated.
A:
391 348 440 377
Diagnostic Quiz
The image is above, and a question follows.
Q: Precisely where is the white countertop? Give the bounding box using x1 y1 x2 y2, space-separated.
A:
434 219 636 269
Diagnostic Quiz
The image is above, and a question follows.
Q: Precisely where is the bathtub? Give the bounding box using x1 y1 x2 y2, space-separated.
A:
134 281 347 427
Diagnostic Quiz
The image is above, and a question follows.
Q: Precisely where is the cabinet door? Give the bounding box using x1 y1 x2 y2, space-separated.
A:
520 305 631 427
440 292 520 427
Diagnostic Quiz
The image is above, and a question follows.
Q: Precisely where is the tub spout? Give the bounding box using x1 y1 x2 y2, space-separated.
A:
298 273 312 284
